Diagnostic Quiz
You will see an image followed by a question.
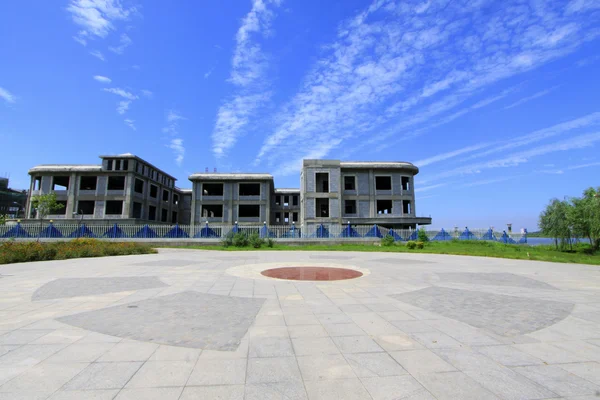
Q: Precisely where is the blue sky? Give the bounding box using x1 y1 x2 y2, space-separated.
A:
1 0 600 230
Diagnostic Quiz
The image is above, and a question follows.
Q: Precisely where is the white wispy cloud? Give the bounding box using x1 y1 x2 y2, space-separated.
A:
415 183 448 193
253 0 599 174
67 0 135 43
204 67 215 79
0 87 16 104
102 87 138 100
93 75 111 83
89 50 105 61
166 110 185 123
141 90 153 98
503 86 559 110
211 0 281 158
168 138 185 166
566 161 600 170
108 33 132 54
116 100 131 114
414 143 490 168
124 118 136 130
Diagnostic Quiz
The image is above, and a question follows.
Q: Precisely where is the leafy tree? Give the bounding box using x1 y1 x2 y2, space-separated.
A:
539 198 573 250
0 214 6 225
31 192 64 220
417 228 429 242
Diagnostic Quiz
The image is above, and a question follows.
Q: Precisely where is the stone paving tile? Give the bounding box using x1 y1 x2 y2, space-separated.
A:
125 360 195 388
47 389 119 400
187 358 246 385
96 341 158 362
45 343 117 363
249 337 295 358
179 385 245 400
31 329 87 345
297 354 356 381
0 346 18 359
254 315 287 326
248 325 289 338
557 362 600 386
0 329 53 345
0 366 28 387
433 348 502 371
361 375 429 400
292 337 340 356
322 322 366 337
284 314 320 326
316 313 353 324
513 365 600 397
513 342 590 364
304 379 372 400
115 387 183 400
415 371 501 400
32 277 168 301
62 361 143 390
246 357 302 384
0 344 67 367
464 365 558 399
373 334 424 351
390 320 435 333
0 362 88 393
147 344 201 361
287 324 328 338
244 381 308 400
390 350 456 374
475 345 544 367
349 313 399 335
437 272 558 290
409 331 463 349
344 352 407 377
332 335 384 353
0 391 55 400
377 310 416 322
549 340 600 362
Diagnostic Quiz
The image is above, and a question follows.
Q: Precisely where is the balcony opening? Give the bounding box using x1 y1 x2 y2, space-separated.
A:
34 176 41 190
316 198 329 218
316 173 329 193
173 193 179 205
149 205 157 220
150 184 158 198
161 208 168 222
202 204 223 218
284 212 289 223
403 200 411 215
344 176 356 191
80 176 97 191
284 195 289 206
105 200 123 215
108 176 125 191
239 183 260 196
203 183 223 196
171 211 178 224
122 160 129 171
292 212 298 222
345 199 357 215
133 202 142 218
275 212 281 223
377 200 393 215
77 200 95 215
53 201 67 215
375 176 392 191
52 176 69 191
275 195 281 206
402 176 410 191
163 189 169 202
134 179 144 194
292 195 298 206
239 204 260 218
107 159 113 171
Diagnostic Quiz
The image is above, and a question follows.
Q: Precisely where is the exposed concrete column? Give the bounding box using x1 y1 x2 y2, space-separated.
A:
124 173 133 218
190 182 196 229
67 173 77 217
369 169 375 218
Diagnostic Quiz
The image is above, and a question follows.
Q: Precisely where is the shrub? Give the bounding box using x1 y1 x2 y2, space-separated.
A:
222 231 235 247
381 235 395 247
232 232 249 247
249 233 265 249
416 241 425 249
406 241 416 249
266 238 274 248
417 228 429 242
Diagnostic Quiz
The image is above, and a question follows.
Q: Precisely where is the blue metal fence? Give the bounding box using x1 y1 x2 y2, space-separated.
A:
0 222 528 243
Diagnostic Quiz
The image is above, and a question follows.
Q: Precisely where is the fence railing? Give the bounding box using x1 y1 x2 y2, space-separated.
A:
0 222 527 244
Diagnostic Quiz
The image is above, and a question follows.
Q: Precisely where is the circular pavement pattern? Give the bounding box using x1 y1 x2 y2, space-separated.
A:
261 266 363 281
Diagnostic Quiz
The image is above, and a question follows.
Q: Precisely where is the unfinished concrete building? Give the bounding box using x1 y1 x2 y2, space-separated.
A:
26 154 191 224
272 189 300 225
300 160 431 230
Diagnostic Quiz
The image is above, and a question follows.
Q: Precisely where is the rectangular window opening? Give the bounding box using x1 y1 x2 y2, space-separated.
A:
344 176 356 191
107 176 125 191
150 185 158 198
403 201 411 215
123 160 129 171
105 200 123 215
52 176 69 191
134 179 144 194
316 198 329 218
132 202 142 218
162 189 169 202
80 176 97 191
316 173 329 193
239 204 260 218
284 195 289 206
52 201 67 215
107 160 113 171
171 211 178 224
161 208 168 222
284 212 289 223
375 176 392 190
402 176 410 191
239 183 261 196
292 212 298 222
148 205 157 221
377 200 393 215
77 200 95 215
275 195 281 205
203 183 223 196
292 195 298 206
275 212 281 223
173 194 179 205
201 204 223 218
34 176 41 190
345 199 357 215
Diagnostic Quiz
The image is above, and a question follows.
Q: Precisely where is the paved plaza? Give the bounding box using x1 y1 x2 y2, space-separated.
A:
1 250 600 399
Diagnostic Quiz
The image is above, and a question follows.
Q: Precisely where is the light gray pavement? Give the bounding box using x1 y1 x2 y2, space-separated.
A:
0 249 599 399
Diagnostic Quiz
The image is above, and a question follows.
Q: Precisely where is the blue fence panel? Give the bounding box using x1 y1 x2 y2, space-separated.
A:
164 225 189 238
194 225 219 238
1 223 31 238
40 223 63 238
364 224 383 238
339 225 361 238
103 224 128 238
386 228 403 241
69 224 97 238
459 228 476 240
481 229 496 241
432 229 452 241
133 225 159 238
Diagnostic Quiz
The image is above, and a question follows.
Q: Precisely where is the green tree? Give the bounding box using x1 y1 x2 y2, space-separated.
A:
31 193 65 239
569 187 600 251
0 214 6 225
539 198 573 251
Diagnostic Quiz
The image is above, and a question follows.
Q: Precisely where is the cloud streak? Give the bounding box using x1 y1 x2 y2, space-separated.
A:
0 87 16 104
503 86 559 110
108 33 132 54
163 110 186 166
67 0 134 42
93 75 111 83
102 87 138 100
89 50 105 61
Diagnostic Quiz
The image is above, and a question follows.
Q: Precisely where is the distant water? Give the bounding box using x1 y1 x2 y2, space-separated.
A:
527 237 591 246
